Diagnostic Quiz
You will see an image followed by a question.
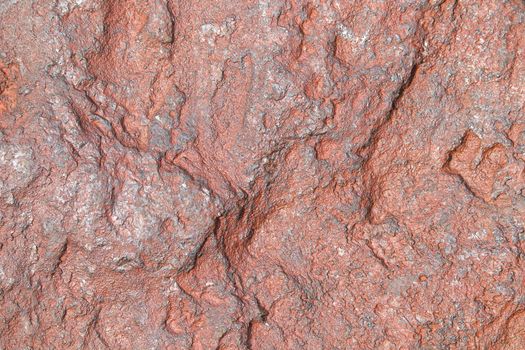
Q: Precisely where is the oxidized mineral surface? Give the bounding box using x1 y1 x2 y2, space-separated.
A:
0 0 524 349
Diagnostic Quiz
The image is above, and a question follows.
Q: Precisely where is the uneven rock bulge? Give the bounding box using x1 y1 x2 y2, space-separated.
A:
0 0 524 349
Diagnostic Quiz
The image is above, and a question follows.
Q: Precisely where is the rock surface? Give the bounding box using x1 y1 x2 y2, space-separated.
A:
0 0 524 349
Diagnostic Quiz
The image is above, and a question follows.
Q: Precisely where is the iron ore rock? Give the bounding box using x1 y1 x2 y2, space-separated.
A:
0 0 524 349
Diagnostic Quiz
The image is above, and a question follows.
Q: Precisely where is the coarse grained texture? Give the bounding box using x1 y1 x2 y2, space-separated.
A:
0 0 524 349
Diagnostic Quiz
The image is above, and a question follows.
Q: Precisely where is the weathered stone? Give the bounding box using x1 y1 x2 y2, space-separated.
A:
0 0 524 349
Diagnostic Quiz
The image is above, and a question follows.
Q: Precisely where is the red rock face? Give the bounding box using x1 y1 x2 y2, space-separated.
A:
0 0 524 349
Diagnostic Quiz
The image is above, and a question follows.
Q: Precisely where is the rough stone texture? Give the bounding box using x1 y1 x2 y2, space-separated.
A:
0 0 524 349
